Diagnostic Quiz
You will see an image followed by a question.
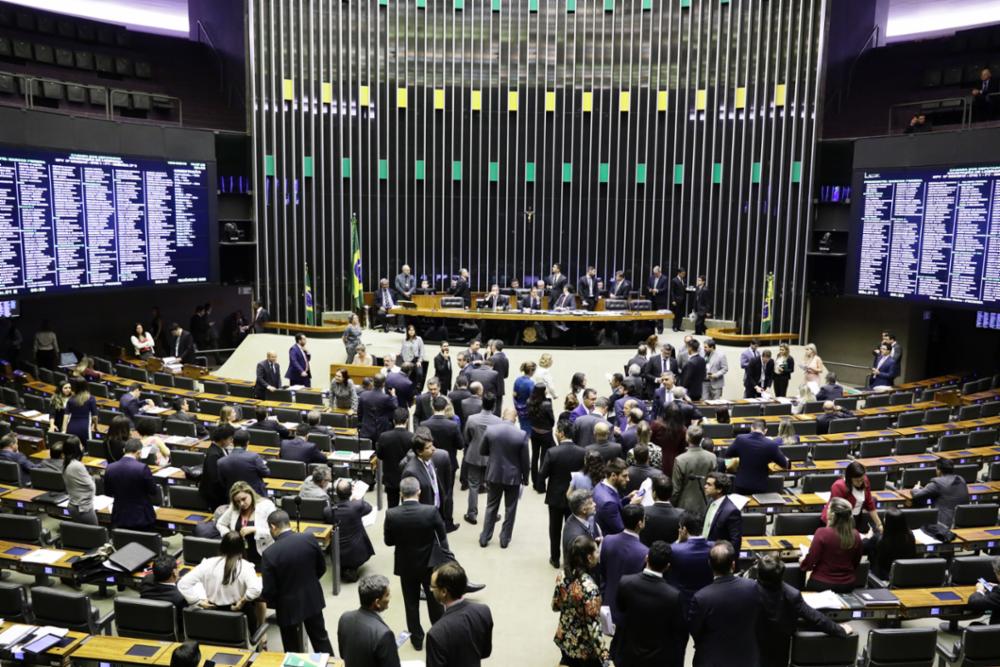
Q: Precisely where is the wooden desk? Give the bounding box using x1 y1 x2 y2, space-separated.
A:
935 445 1000 464
388 304 672 324
70 635 252 667
262 321 348 337
953 525 1000 550
962 388 1000 404
891 423 959 437
729 414 813 426
0 621 87 665
897 374 963 390
329 363 384 381
0 539 85 577
895 586 976 619
704 326 797 344
251 653 344 667
855 401 946 416
740 534 813 557
820 429 899 443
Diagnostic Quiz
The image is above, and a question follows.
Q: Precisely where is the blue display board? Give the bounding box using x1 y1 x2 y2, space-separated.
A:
850 164 1000 308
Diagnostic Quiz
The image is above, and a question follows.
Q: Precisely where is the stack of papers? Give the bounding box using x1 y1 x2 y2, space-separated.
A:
20 410 43 419
913 528 942 545
0 624 36 647
729 493 751 510
282 653 329 667
153 466 182 478
93 495 114 512
803 590 847 610
357 449 376 460
752 493 787 505
361 510 379 528
854 589 900 606
164 436 199 447
21 549 67 565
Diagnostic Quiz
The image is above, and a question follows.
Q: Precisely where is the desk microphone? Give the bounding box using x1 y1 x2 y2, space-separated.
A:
293 495 302 532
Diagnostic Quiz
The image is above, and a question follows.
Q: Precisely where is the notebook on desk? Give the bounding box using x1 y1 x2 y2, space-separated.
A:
752 493 787 505
854 589 900 607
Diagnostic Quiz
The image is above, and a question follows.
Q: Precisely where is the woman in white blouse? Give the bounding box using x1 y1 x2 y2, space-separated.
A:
178 530 263 632
802 343 826 388
131 323 156 358
215 481 276 567
533 353 558 400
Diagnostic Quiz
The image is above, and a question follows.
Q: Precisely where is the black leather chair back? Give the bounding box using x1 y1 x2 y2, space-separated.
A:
59 522 108 551
953 464 980 484
269 389 294 402
199 400 225 416
895 411 924 428
152 372 175 387
268 459 307 480
859 440 893 458
731 404 762 418
164 420 197 438
274 408 301 423
0 513 44 543
953 503 999 528
864 627 935 667
899 467 935 488
894 436 930 455
296 391 325 406
170 450 205 468
791 421 819 436
115 598 179 641
968 428 998 447
741 513 767 537
889 392 915 406
859 415 891 431
774 513 824 536
701 423 733 439
174 376 197 390
888 558 947 588
246 429 280 447
866 471 888 491
306 433 332 452
0 460 21 485
28 467 66 491
790 630 859 667
803 401 826 414
780 444 810 462
898 507 939 529
763 403 792 416
949 556 998 586
202 380 229 395
228 384 255 399
957 404 982 421
962 625 1000 665
923 407 950 425
828 418 858 434
801 473 840 494
182 536 221 564
938 433 970 452
320 412 350 428
31 586 95 633
0 582 30 621
864 394 890 408
112 528 163 555
182 608 251 647
280 495 329 521
812 443 850 461
169 486 211 512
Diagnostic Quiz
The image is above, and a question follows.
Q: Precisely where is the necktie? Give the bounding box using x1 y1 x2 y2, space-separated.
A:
426 460 440 508
175 337 180 356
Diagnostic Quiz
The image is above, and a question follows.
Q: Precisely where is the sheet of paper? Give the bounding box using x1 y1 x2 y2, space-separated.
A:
639 477 654 507
143 406 169 415
400 662 425 667
814 492 831 502
93 495 114 511
20 410 42 418
728 493 750 511
21 549 67 565
0 624 35 647
154 466 181 478
37 626 68 638
799 544 810 559
802 590 845 610
599 605 615 636
395 632 411 649
912 528 941 545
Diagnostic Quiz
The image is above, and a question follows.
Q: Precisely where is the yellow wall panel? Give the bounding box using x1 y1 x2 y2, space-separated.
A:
397 87 408 108
359 85 370 106
695 89 707 111
775 84 787 106
282 79 294 100
471 89 482 111
656 90 668 111
735 86 747 109
434 88 445 109
508 90 519 111
619 90 630 112
545 91 557 112
582 91 593 112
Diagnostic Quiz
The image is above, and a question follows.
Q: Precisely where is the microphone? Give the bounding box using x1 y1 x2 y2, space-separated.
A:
293 495 302 533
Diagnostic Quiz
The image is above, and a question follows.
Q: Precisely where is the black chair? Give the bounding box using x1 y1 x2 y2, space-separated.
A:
968 428 998 447
114 597 179 641
789 630 859 667
164 420 197 438
59 522 108 551
97 408 119 426
702 423 733 439
306 432 332 452
865 394 891 408
899 467 936 489
199 400 225 416
246 429 280 447
0 514 50 544
174 376 197 390
834 397 859 411
781 562 804 589
88 383 110 399
45 430 70 447
957 404 982 421
28 468 65 492
86 439 106 458
894 436 930 455
886 558 948 588
274 408 302 423
982 401 1000 418
950 556 998 586
924 407 951 425
742 513 767 537
182 607 267 649
0 460 23 485
762 403 792 417
280 496 329 522
801 473 840 494
867 471 888 491
803 401 826 414
112 528 177 558
182 536 221 565
0 582 32 622
953 464 980 484
896 411 924 428
320 412 351 428
859 628 936 667
937 625 1000 667
170 450 205 468
15 424 45 440
269 389 294 402
937 433 969 452
228 384 255 399
952 503 999 528
732 404 762 418
987 462 1000 482
860 415 891 431
890 392 915 406
859 439 894 458
152 372 175 387
202 380 229 395
268 459 307 481
812 443 849 461
22 393 46 412
780 444 810 462
30 586 114 634
898 507 939 530
827 418 858 434
168 486 211 512
295 391 325 406
774 513 823 536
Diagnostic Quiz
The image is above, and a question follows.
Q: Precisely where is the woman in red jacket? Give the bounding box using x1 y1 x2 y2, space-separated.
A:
821 461 884 535
801 497 863 592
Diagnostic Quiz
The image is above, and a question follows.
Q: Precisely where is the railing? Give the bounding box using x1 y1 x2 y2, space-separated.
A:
887 96 970 134
824 360 874 388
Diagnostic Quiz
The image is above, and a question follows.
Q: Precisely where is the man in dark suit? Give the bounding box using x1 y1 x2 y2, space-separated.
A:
478 408 530 548
815 372 844 401
562 489 603 558
376 408 412 508
586 421 623 464
480 284 508 311
449 269 472 306
302 411 334 437
521 285 543 311
119 384 152 425
401 428 448 517
280 423 328 465
967 556 1000 624
433 344 452 395
971 67 998 120
910 457 970 528
678 338 707 401
199 424 233 510
489 340 509 412
337 574 401 667
724 419 788 495
693 275 711 335
577 266 599 310
104 439 157 531
756 554 851 667
375 278 399 331
166 323 196 363
551 285 577 310
262 510 333 653
668 514 714 612
643 349 680 398
545 263 568 301
593 458 637 536
668 267 686 331
815 400 853 436
421 395 466 473
251 405 291 440
466 360 501 408
609 270 631 299
285 334 312 387
615 541 687 667
689 541 761 667
572 398 613 449
459 382 485 427
169 397 207 438
427 563 493 667
386 363 415 408
251 302 270 333
414 377 441 424
743 349 775 398
703 472 743 554
383 477 448 651
599 504 649 628
139 555 189 633
447 374 473 415
217 430 270 497
358 374 398 442
539 419 585 568
640 474 683 546
0 433 37 482
254 351 282 399
625 444 659 494
462 394 503 525
332 479 375 582
647 265 670 312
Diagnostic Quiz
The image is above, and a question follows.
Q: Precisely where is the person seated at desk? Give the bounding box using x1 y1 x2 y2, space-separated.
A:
866 508 916 580
869 342 897 390
299 465 335 521
756 554 852 667
480 284 509 311
723 419 788 495
280 423 328 465
815 400 853 435
35 440 64 472
216 481 277 568
170 397 208 438
120 384 154 424
815 372 844 401
822 461 884 534
140 555 189 632
968 555 1000 623
178 530 264 633
168 641 201 667
131 323 156 358
302 410 334 437
521 285 543 311
250 405 291 440
0 433 37 481
353 343 375 367
415 277 436 295
910 457 970 528
551 285 577 311
800 497 862 593
333 478 376 583
374 278 400 332
136 416 171 466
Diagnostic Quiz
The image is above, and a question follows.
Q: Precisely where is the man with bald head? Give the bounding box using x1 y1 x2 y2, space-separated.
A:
254 350 281 399
478 407 530 548
395 264 416 300
587 421 623 463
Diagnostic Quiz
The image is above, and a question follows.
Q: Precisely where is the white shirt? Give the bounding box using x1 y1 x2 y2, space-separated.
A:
131 333 155 355
178 556 262 606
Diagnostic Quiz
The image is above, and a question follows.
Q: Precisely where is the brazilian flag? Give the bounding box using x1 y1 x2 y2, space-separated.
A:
761 273 774 334
304 262 315 325
350 213 363 309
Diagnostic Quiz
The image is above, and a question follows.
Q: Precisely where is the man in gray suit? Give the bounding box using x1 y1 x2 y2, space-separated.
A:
336 574 401 667
462 393 502 525
703 338 729 400
562 489 602 559
466 359 501 406
394 264 416 300
478 408 530 548
671 425 718 516
572 397 612 449
910 458 970 528
459 382 484 426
